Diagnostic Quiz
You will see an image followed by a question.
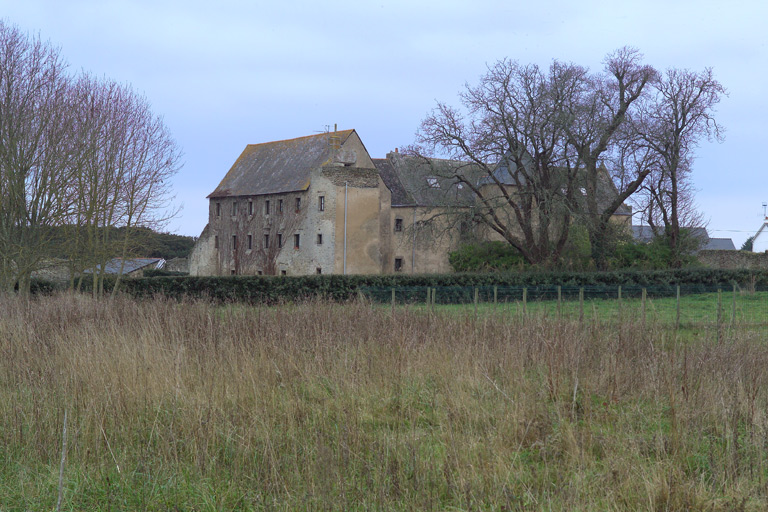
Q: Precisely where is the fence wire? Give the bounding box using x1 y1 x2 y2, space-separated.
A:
360 284 768 328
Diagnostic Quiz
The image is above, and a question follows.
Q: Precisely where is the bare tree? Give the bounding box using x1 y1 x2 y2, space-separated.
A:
634 68 725 266
564 47 657 268
416 59 588 266
0 22 73 293
0 21 182 295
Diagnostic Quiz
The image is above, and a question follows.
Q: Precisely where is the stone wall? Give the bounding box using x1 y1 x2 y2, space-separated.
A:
698 250 768 270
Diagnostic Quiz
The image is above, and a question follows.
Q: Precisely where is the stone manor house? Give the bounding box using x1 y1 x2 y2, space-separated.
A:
189 129 631 276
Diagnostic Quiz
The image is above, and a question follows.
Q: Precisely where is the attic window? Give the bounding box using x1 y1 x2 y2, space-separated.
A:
248 200 253 215
231 202 238 216
278 199 284 213
394 218 403 232
265 200 270 215
427 177 439 188
216 202 221 217
295 197 301 211
318 196 325 211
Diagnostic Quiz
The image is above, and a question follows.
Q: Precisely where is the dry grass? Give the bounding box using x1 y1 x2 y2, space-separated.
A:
1 294 768 510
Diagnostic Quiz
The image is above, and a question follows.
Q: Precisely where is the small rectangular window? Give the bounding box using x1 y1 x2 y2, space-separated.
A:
247 234 252 250
394 258 403 272
277 233 283 248
281 270 287 276
318 196 325 211
231 269 236 275
278 199 283 213
216 202 221 217
257 270 263 275
232 202 238 215
248 200 253 215
394 218 403 232
316 233 323 245
214 235 219 249
232 235 237 249
316 268 322 275
295 197 301 211
294 233 300 249
264 234 270 248
265 200 270 215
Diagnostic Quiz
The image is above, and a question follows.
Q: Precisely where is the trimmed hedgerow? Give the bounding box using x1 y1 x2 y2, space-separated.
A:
116 268 768 304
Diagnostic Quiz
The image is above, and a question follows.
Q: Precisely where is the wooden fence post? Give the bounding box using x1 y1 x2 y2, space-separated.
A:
579 287 584 324
557 285 562 319
391 287 395 315
474 287 478 318
717 288 723 344
522 287 527 321
676 285 681 331
642 288 647 327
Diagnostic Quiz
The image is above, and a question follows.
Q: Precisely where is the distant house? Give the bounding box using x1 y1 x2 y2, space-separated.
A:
631 226 735 251
86 258 166 277
752 217 768 252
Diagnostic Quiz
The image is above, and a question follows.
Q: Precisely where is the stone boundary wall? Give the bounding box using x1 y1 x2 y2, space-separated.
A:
698 249 768 270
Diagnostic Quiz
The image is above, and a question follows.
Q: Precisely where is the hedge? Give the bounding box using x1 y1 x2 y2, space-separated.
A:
108 268 768 304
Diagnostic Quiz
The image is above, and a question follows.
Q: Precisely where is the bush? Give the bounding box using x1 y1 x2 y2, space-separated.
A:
449 242 525 272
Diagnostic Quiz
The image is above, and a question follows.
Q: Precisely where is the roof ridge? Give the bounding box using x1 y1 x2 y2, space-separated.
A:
245 129 355 149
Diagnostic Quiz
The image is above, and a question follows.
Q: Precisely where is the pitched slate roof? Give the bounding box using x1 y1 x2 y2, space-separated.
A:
86 258 165 275
374 153 482 207
208 130 355 198
631 226 735 251
480 158 632 216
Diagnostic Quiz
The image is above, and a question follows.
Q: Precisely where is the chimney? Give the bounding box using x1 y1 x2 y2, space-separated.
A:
395 147 399 153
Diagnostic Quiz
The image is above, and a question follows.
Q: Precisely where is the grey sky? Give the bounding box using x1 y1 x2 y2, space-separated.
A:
4 0 766 246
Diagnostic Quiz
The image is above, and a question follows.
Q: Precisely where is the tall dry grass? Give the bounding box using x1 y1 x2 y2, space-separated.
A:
1 293 768 510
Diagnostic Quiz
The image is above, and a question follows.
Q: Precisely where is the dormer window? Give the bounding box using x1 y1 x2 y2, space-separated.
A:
426 177 439 188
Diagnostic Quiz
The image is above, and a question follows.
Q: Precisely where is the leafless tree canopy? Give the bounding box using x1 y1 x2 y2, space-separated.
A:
415 47 723 268
0 21 181 294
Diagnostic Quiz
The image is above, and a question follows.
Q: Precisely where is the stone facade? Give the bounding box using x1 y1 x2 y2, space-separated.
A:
190 130 637 276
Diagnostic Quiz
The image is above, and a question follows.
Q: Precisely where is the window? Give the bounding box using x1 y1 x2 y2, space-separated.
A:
247 234 252 250
318 196 325 211
394 218 403 232
278 199 283 213
394 258 403 272
231 269 236 275
231 202 238 216
281 270 287 276
316 268 322 274
265 200 270 215
426 177 439 188
264 234 270 248
294 233 300 249
232 235 237 249
295 197 301 211
277 233 283 248
316 233 323 245
214 235 219 249
257 270 263 275
216 202 221 217
248 200 253 215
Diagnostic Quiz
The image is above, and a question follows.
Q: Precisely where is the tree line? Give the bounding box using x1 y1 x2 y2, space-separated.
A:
415 47 724 269
0 21 181 295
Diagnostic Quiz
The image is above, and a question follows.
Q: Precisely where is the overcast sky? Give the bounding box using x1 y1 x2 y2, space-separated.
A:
4 0 766 246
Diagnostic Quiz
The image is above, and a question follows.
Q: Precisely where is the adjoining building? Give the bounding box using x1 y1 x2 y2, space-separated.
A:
190 129 632 276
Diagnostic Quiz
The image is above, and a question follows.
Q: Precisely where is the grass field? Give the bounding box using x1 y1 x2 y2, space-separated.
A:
399 289 768 329
2 294 768 510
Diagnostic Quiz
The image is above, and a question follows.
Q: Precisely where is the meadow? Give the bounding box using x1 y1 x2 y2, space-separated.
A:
2 293 768 510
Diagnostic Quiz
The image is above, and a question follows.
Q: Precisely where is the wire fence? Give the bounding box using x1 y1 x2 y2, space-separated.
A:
360 284 768 329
